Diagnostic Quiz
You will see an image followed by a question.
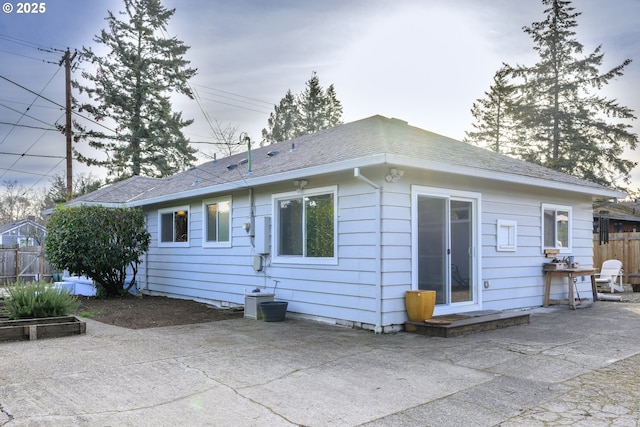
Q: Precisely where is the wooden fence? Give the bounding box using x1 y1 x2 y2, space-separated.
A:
593 232 640 288
0 245 54 285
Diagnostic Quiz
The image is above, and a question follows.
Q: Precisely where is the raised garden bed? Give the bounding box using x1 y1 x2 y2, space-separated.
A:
0 316 86 342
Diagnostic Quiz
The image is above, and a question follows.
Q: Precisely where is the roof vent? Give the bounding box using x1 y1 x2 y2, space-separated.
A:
290 143 296 152
226 164 238 170
239 158 248 165
267 150 280 157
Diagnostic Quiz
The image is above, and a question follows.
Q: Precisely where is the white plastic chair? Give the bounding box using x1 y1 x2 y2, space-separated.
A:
595 259 624 293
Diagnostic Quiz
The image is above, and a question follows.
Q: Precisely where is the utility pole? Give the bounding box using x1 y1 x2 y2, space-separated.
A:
61 49 77 200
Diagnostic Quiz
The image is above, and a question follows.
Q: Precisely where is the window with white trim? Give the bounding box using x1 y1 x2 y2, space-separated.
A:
158 206 189 246
202 197 231 247
273 186 337 263
542 204 571 252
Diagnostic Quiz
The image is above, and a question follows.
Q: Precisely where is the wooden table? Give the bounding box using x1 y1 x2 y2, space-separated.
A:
543 268 597 310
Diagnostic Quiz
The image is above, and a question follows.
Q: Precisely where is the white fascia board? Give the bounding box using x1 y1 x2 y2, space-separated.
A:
128 154 388 208
126 151 622 208
65 201 125 208
42 201 124 216
386 154 625 199
1 224 22 234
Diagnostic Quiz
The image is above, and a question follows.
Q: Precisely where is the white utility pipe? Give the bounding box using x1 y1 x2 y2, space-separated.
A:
354 167 382 334
597 293 622 301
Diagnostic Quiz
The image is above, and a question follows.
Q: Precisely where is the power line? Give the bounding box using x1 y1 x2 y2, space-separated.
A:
0 111 65 180
198 96 271 115
0 121 59 132
0 48 49 63
189 85 217 144
0 102 60 129
198 93 271 113
0 66 62 149
0 165 57 178
0 61 65 188
0 73 64 109
0 99 62 110
188 140 243 146
0 73 118 134
0 33 50 50
30 157 66 190
192 83 273 106
0 150 65 159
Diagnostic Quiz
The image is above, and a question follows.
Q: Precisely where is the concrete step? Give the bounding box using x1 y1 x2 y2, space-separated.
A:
404 311 530 338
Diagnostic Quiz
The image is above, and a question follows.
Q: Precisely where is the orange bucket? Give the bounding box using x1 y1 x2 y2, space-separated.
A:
405 290 436 321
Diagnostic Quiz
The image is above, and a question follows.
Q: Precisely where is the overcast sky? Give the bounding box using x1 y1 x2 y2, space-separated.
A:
1 0 639 192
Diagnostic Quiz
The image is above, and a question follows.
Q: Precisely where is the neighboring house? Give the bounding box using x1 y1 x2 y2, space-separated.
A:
0 218 46 247
70 115 623 332
593 200 640 234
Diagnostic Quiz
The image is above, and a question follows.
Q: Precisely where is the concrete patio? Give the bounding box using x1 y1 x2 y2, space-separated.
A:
1 301 639 426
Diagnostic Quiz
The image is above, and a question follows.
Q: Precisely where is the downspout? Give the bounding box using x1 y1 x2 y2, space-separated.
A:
142 214 149 292
354 168 382 334
249 187 255 248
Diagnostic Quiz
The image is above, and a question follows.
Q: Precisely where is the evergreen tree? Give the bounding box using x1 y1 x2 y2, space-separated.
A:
464 66 518 154
507 0 636 187
262 72 343 144
74 0 197 180
298 71 327 135
261 90 299 144
42 173 103 208
325 84 344 131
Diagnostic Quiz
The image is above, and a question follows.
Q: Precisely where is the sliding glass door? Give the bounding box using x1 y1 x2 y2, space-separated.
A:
413 187 480 313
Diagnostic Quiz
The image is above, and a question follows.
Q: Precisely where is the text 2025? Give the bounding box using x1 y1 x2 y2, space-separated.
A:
16 2 46 13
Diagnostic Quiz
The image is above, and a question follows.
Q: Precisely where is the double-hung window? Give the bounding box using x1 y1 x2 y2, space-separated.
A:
159 206 189 247
203 197 232 247
273 186 337 264
542 203 571 252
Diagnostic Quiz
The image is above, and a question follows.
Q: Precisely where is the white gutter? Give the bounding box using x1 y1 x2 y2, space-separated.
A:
104 149 621 210
354 167 383 334
385 154 625 199
127 154 387 208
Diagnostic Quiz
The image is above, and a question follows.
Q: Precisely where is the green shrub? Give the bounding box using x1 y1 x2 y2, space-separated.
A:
2 281 80 320
45 205 150 297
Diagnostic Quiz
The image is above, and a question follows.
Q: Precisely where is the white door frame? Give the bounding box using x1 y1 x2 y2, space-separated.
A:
411 185 482 316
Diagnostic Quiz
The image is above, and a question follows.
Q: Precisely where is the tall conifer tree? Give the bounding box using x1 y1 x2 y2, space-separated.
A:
261 90 299 144
298 72 328 135
262 72 343 144
325 84 344 131
467 0 636 188
74 0 197 180
464 66 518 154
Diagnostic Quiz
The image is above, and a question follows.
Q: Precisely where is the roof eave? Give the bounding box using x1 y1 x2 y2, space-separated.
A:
386 154 626 199
128 154 388 207
95 151 623 208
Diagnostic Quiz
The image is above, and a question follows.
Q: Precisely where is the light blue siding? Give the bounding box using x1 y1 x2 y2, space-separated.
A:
136 166 598 331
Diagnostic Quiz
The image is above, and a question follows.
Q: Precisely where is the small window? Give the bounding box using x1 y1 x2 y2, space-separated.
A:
542 204 571 252
273 186 337 264
203 197 232 247
159 206 189 247
497 219 517 252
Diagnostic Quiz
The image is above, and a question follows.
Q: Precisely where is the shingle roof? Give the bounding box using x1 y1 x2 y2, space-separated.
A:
71 115 621 206
594 201 640 220
0 219 45 234
71 176 161 204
